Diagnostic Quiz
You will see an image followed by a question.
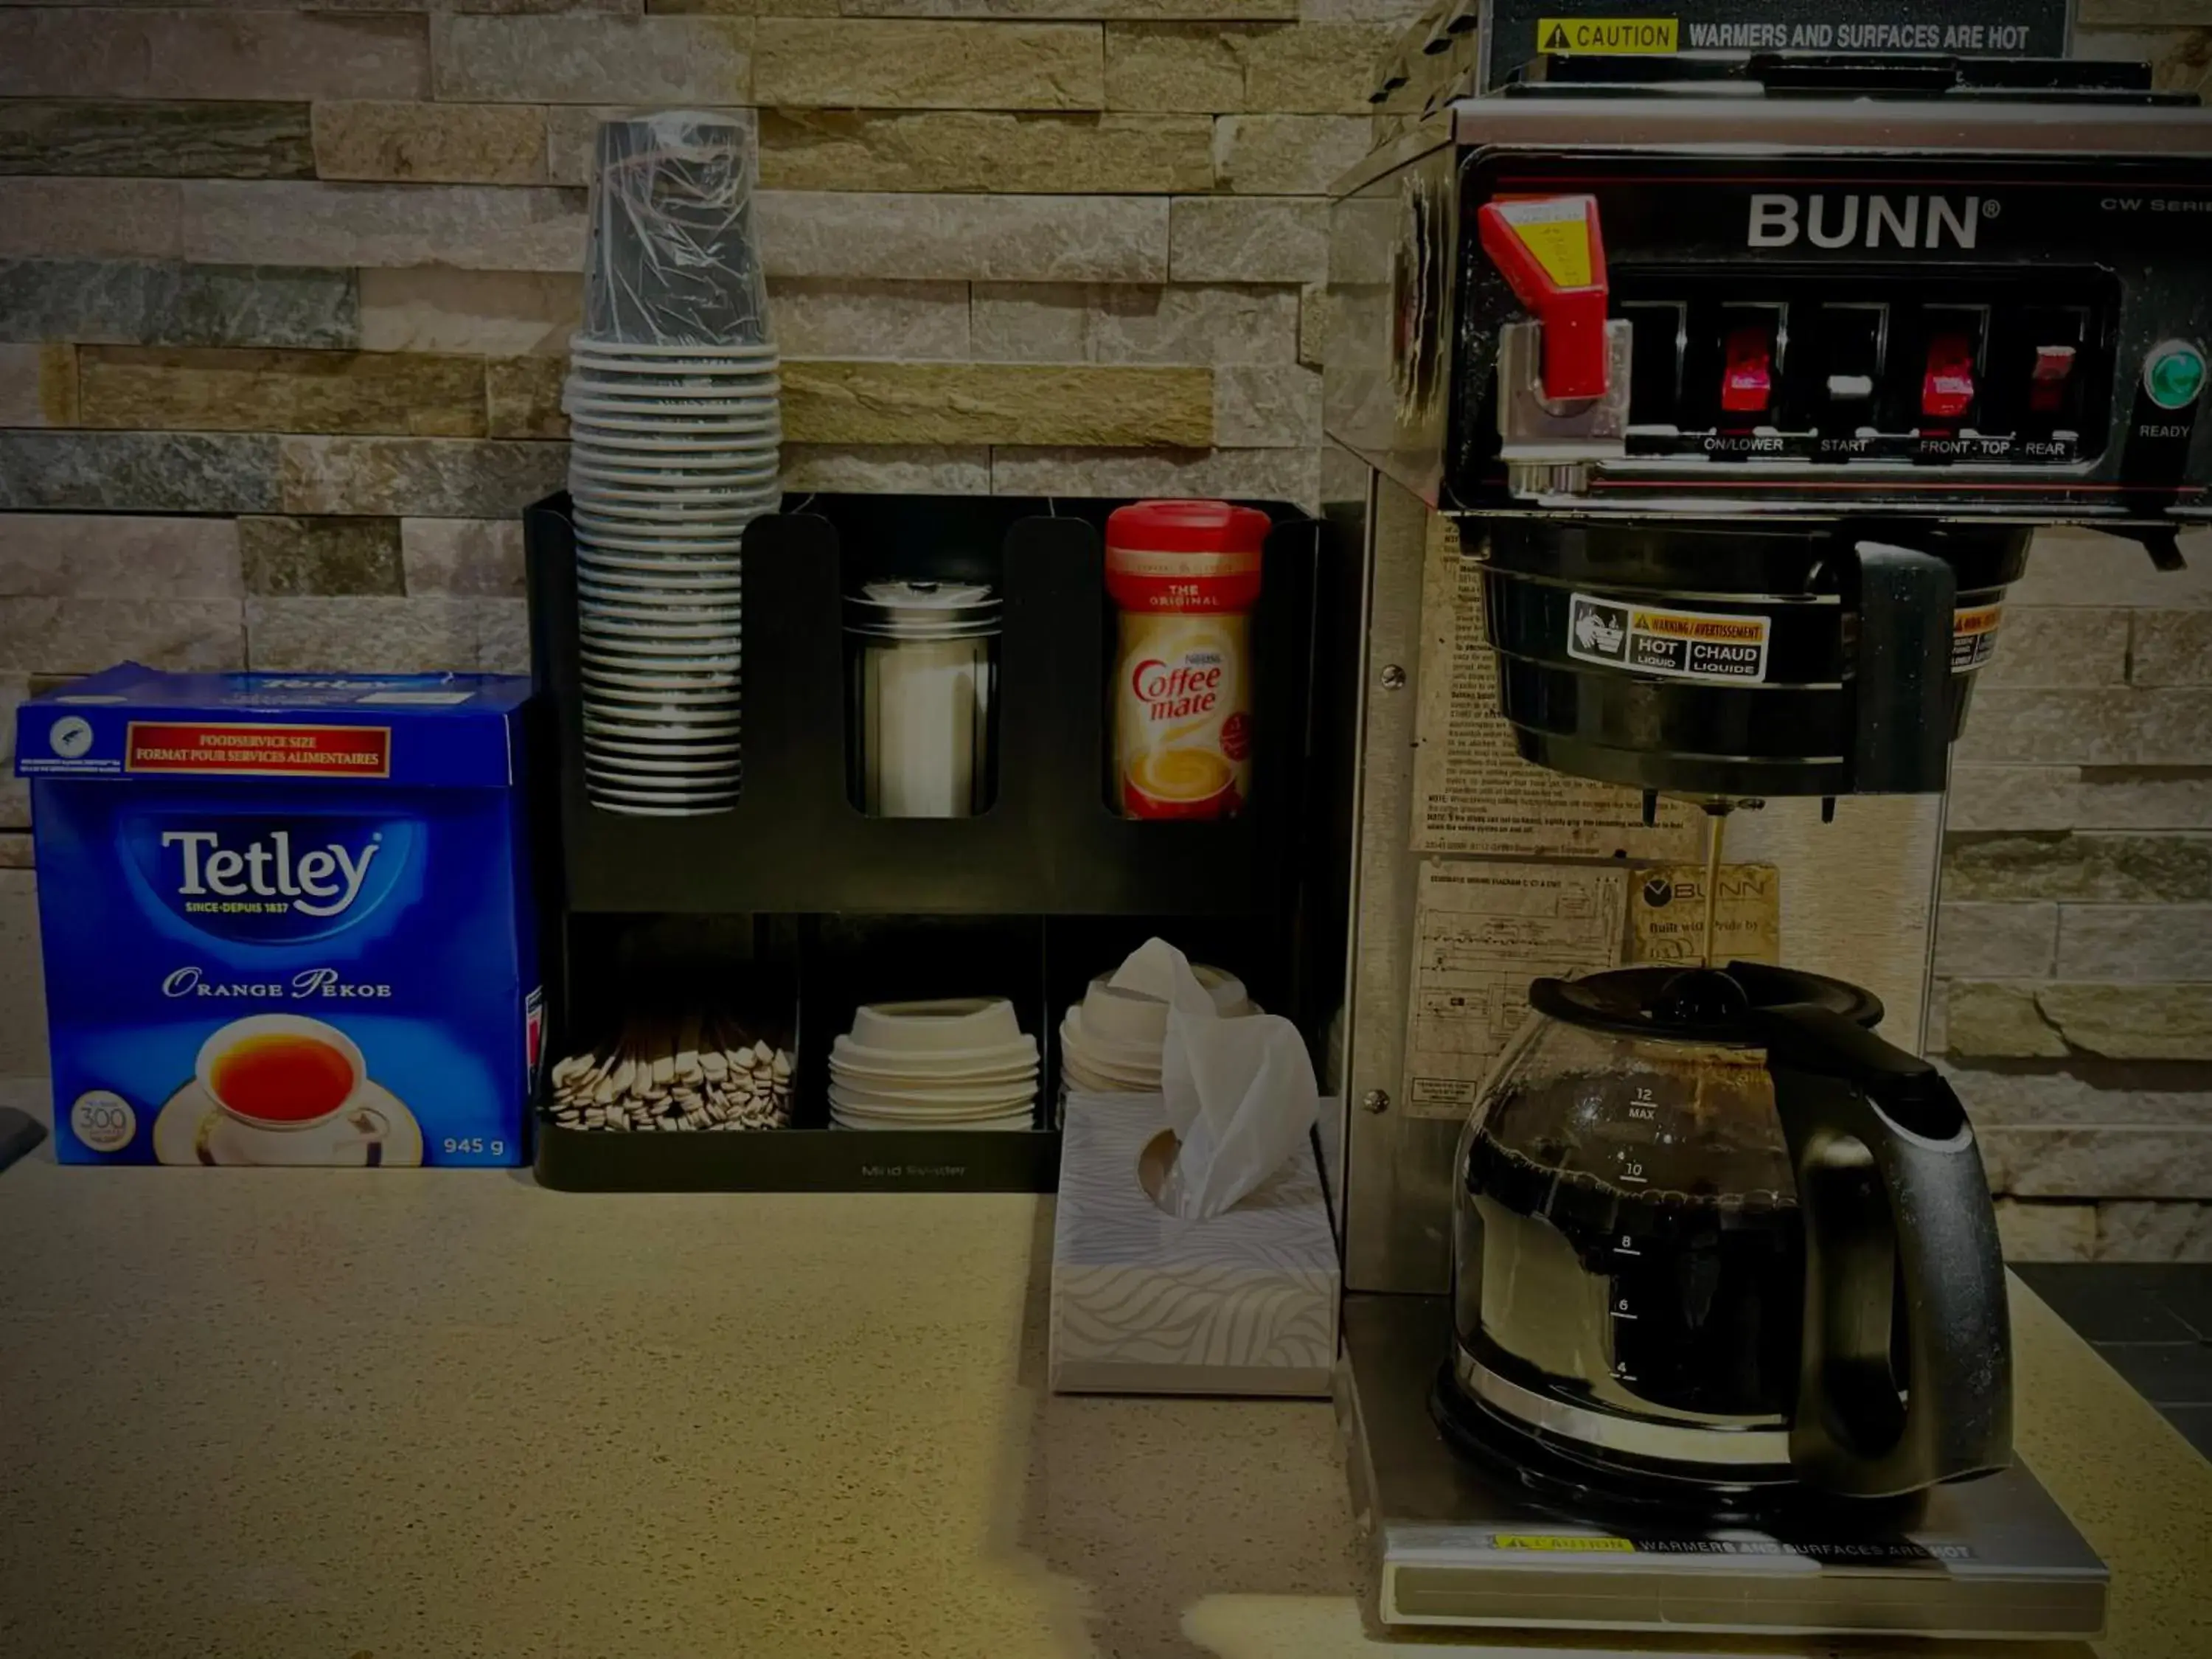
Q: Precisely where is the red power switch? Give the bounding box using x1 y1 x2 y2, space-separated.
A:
1922 332 1977 422
1720 324 1774 417
2029 344 2078 414
1476 195 1610 402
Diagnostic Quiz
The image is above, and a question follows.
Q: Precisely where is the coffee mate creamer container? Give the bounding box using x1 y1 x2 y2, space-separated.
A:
15 665 540 1166
1105 499 1268 819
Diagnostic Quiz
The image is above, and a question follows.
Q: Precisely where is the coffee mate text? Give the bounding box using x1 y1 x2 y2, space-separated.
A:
1134 657 1222 720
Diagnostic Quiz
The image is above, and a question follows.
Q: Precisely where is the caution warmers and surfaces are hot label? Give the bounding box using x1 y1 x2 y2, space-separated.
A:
1536 16 1677 54
1566 593 1770 684
1952 602 2003 674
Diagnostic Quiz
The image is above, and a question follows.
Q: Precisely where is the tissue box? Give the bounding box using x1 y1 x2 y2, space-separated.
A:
1050 1093 1338 1397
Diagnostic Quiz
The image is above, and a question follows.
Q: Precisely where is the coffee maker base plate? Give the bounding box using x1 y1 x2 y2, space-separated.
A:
1340 1294 2107 1639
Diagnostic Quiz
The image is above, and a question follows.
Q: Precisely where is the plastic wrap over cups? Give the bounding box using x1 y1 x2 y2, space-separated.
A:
583 112 770 349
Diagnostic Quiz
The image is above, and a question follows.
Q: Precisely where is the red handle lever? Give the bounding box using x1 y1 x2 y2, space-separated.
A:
1477 195 1610 402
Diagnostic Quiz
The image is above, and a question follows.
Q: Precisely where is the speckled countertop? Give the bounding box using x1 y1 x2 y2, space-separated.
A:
1 1081 2205 1659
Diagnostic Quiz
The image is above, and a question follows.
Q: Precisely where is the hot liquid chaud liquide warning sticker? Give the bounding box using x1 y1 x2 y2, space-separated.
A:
1566 594 1770 684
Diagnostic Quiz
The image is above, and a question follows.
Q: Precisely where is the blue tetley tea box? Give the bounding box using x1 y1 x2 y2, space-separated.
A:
16 665 541 1166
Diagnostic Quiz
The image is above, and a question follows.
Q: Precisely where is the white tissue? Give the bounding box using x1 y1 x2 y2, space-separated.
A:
1109 938 1319 1219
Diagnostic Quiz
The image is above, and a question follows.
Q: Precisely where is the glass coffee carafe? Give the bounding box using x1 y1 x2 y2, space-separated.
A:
1443 961 2011 1505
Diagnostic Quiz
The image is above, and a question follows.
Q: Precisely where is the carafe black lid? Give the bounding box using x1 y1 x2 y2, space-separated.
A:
1528 962 1883 1044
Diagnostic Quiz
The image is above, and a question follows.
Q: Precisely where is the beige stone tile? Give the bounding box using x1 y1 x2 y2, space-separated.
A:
0 868 42 1074
991 442 1316 505
1944 831 2212 903
181 182 586 273
0 676 24 830
782 444 992 494
1949 764 2212 833
486 357 566 439
0 13 430 101
0 833 27 869
2096 1200 2212 1262
2056 905 2212 981
1296 0 1430 18
0 100 314 181
1242 19 1398 110
757 190 1168 282
431 15 753 102
0 515 242 599
279 436 570 518
844 0 1294 15
0 345 76 430
1975 607 2130 689
2132 611 2212 686
358 269 582 356
1941 981 2068 1059
246 596 484 674
1941 1062 2212 1127
1933 902 2058 979
785 359 1209 446
402 519 527 598
0 599 245 675
1104 21 1394 113
0 181 185 260
1169 195 1326 282
757 18 1103 108
767 279 971 359
2039 983 2212 1062
543 105 755 188
1211 361 1318 446
1995 1200 2098 1264
2011 524 2212 606
2002 1125 2212 1198
760 110 1208 192
1101 282 1299 363
476 597 530 674
969 284 1093 362
78 346 488 438
971 281 1301 366
1954 687 2212 767
1211 113 1369 194
240 516 405 597
1297 280 1326 368
313 102 549 186
1104 21 1245 110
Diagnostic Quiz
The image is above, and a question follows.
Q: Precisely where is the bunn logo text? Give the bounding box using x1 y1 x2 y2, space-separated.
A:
1747 194 1984 251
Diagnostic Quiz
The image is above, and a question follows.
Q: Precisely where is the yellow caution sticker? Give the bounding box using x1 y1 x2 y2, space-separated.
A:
1490 198 1595 289
1491 1534 1637 1552
1538 17 1680 55
1951 602 2003 673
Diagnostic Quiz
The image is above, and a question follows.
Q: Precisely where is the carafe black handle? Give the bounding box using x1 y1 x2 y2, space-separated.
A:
1753 1001 2012 1498
1849 541 1954 794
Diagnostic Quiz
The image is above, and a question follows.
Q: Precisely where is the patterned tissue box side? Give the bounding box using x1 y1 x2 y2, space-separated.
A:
1049 1095 1338 1397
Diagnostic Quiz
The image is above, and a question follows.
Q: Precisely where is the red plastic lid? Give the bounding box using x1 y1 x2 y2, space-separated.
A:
1105 499 1270 554
1105 500 1267 613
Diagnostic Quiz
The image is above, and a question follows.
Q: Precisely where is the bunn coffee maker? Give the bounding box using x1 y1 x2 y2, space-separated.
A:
1320 1 2209 1637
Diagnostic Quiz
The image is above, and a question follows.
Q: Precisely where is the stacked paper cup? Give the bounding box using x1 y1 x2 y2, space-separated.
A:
566 113 779 817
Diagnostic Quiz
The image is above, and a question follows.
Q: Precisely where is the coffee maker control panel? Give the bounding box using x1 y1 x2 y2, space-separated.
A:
1324 71 2212 522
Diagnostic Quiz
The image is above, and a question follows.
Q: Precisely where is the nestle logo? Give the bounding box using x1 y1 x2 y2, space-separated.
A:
161 828 382 919
1747 193 1987 251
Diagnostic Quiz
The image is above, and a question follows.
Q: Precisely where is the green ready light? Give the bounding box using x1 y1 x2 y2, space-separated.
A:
2145 340 2207 411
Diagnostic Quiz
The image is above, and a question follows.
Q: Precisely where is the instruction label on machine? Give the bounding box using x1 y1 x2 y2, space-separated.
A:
1567 594 1770 684
1412 518 1700 860
1952 602 2003 673
1627 863 1781 965
1404 861 1627 1121
1482 1 2068 89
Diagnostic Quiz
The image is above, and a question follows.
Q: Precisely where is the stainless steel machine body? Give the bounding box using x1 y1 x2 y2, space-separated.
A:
1317 31 2212 1638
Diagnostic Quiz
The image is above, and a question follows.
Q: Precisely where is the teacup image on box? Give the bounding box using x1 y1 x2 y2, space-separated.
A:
16 665 541 1166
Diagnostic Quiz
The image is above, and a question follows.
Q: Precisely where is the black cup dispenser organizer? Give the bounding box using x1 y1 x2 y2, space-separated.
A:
524 493 1324 1192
